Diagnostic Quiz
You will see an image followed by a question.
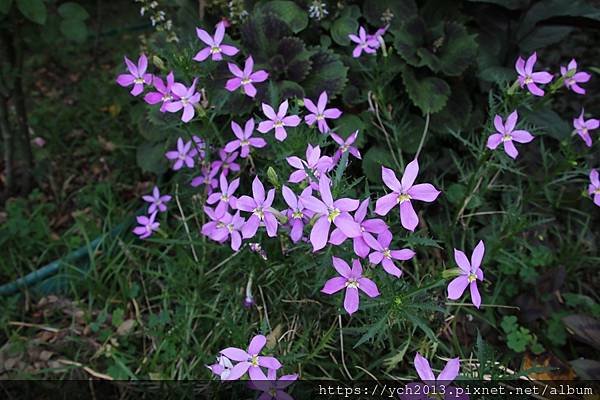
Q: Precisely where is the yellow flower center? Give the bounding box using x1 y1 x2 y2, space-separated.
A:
468 273 477 283
502 134 512 142
254 207 265 220
250 355 259 367
241 139 249 146
274 120 283 127
211 46 221 54
292 210 303 219
345 278 359 289
134 77 145 84
241 78 251 85
397 193 411 204
220 194 229 202
327 208 341 222
524 76 533 84
383 249 391 259
316 114 325 121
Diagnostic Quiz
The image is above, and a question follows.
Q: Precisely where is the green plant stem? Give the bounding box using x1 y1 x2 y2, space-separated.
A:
415 113 430 160
0 97 14 198
454 150 493 224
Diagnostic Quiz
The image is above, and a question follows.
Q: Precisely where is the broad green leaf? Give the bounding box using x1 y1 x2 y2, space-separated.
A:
362 0 417 30
437 22 478 76
522 108 570 140
362 146 395 183
466 0 529 9
58 2 89 20
136 142 168 175
330 16 358 46
401 66 450 114
16 0 46 25
0 0 13 14
478 66 514 83
430 83 473 133
59 18 88 43
334 114 365 140
301 48 348 99
518 26 573 53
392 16 428 67
258 0 307 33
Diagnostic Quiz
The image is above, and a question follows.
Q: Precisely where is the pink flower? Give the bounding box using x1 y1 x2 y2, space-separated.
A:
321 257 380 315
282 185 313 243
211 149 241 176
302 175 362 251
236 176 279 239
207 355 234 380
132 212 159 239
366 25 388 49
219 335 282 381
164 78 201 122
375 159 441 231
286 144 333 189
304 91 342 134
257 100 301 141
515 52 553 96
191 165 219 193
193 21 239 62
486 111 534 159
447 240 485 309
144 71 176 112
348 26 378 58
116 54 152 96
142 186 172 214
589 169 600 207
224 118 267 158
248 369 298 399
330 130 361 165
206 174 240 217
165 138 197 170
329 198 389 258
560 59 591 95
225 56 269 98
573 108 598 147
363 231 415 278
201 207 245 251
399 353 466 400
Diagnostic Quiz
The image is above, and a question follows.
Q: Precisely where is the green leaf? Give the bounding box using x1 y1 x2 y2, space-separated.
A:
59 18 88 43
506 327 532 352
522 108 570 140
136 142 167 175
16 0 47 25
301 48 348 99
436 22 478 76
466 0 529 9
401 66 450 114
362 146 395 183
0 0 13 14
258 0 308 33
57 2 89 20
500 315 518 333
392 16 428 67
330 17 358 46
334 114 366 146
112 308 125 328
519 26 573 53
362 0 417 30
478 66 514 84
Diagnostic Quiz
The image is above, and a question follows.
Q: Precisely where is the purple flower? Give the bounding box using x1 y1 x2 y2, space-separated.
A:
304 91 342 134
303 175 362 251
164 78 201 122
515 52 553 96
321 257 380 315
363 231 415 278
142 186 172 214
348 26 378 58
219 334 282 381
144 72 176 112
236 176 279 239
192 135 207 161
573 108 598 147
225 56 269 98
132 212 159 239
286 144 333 189
248 369 297 400
560 59 591 95
447 240 485 309
589 169 600 207
207 174 240 217
366 25 388 49
191 165 219 193
282 185 313 243
116 54 152 96
257 100 301 141
224 119 267 158
486 111 534 159
399 353 466 400
201 207 245 251
330 130 361 165
193 21 239 62
375 160 441 232
207 355 234 380
329 198 389 258
211 149 241 176
165 138 197 170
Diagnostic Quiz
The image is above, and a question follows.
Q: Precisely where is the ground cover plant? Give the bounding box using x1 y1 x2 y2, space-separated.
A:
1 0 600 394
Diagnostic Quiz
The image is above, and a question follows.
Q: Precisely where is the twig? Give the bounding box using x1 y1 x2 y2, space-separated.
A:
338 315 353 379
8 321 59 333
57 359 114 380
460 211 507 219
259 285 271 331
455 176 483 223
445 302 520 310
368 91 402 170
175 184 199 262
206 244 246 275
415 113 430 160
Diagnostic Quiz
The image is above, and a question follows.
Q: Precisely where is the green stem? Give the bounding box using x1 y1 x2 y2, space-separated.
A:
415 113 430 160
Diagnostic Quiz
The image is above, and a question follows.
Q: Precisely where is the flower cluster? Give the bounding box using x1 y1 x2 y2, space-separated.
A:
133 186 171 239
348 25 388 58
